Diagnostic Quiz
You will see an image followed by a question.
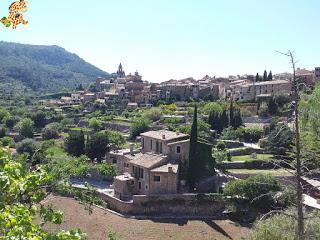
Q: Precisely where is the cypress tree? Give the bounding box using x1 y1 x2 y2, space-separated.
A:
221 109 229 130
268 71 273 81
187 105 198 191
229 100 234 127
263 70 268 81
233 109 243 128
255 73 260 82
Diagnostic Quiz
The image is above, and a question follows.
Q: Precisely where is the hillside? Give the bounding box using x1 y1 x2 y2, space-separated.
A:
0 42 109 93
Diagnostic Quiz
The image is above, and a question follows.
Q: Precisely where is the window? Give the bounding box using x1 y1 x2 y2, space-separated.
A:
160 142 163 154
112 158 117 164
130 180 134 185
142 137 144 149
176 146 181 154
138 168 144 179
138 182 142 190
150 140 153 150
154 176 161 182
145 185 148 190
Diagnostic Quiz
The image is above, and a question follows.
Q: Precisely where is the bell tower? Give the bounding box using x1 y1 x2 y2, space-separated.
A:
117 63 125 78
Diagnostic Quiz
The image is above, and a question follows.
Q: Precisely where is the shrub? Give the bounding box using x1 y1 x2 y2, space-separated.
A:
16 138 39 157
16 118 34 139
130 117 150 139
248 210 320 240
143 107 162 121
241 127 263 143
224 174 281 209
95 164 117 177
216 141 226 151
42 123 62 140
0 136 15 148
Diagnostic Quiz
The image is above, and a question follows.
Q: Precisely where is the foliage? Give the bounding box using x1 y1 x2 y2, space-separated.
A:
0 107 10 123
187 105 198 190
106 130 126 148
229 100 243 128
248 210 320 240
65 130 85 157
224 174 281 202
221 127 263 143
86 131 109 163
0 126 7 138
16 118 34 139
89 118 102 132
143 107 163 121
267 97 278 115
224 174 281 208
16 138 39 157
0 148 85 239
0 42 109 92
95 164 117 177
130 117 150 139
0 136 15 147
266 123 293 155
213 150 230 164
258 102 269 117
32 111 47 129
42 122 62 140
216 141 226 151
159 103 177 113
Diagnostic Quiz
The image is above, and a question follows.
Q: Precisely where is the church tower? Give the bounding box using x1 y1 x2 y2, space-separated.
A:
117 63 125 78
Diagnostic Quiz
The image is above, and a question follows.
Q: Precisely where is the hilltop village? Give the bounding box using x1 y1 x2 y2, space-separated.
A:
2 62 320 239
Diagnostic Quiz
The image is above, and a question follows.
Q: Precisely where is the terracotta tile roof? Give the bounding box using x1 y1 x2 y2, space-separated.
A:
127 153 166 169
151 164 179 174
140 130 188 141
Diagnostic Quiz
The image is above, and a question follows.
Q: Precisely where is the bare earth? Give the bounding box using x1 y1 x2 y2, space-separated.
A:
43 196 250 240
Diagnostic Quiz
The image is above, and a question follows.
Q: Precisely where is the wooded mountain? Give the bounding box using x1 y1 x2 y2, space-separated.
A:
0 42 109 93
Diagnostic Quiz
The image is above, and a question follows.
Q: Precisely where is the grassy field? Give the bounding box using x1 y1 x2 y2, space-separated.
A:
231 154 273 162
43 196 251 240
228 168 294 177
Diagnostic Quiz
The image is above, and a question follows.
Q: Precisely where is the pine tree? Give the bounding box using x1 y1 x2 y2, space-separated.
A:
268 71 273 81
187 105 198 190
263 70 268 81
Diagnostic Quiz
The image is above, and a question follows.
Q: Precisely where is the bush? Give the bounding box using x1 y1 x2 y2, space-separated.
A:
42 123 62 140
216 141 226 151
258 102 269 117
95 164 117 177
227 147 252 156
0 136 15 148
224 174 281 209
266 123 293 155
0 126 8 138
16 118 34 139
16 138 39 156
241 127 263 143
248 210 320 240
65 130 85 157
130 117 150 139
213 150 230 164
143 107 162 121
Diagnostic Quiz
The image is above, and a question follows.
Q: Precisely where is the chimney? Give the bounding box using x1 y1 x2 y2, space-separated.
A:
162 134 166 140
129 143 134 155
168 164 173 173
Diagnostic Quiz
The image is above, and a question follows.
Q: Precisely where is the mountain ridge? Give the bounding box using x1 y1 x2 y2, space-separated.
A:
0 41 109 93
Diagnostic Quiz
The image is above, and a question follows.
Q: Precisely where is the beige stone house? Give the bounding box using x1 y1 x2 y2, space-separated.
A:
107 130 190 200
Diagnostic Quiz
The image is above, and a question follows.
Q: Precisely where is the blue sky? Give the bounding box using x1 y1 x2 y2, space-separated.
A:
0 0 319 82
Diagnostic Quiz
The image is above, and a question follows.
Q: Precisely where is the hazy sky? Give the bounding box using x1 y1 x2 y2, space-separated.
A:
0 0 319 82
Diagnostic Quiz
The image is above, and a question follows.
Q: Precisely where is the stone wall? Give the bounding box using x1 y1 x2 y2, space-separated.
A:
97 192 226 216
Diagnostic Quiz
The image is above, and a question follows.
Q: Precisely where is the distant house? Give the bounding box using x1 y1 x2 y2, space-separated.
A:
107 130 190 200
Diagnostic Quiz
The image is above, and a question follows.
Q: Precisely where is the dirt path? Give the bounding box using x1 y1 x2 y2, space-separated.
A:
44 195 250 240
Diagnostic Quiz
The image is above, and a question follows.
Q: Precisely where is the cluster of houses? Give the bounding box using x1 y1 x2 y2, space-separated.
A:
52 64 320 109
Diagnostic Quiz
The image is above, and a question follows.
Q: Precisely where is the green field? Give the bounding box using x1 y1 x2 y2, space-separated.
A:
228 168 294 177
231 154 273 162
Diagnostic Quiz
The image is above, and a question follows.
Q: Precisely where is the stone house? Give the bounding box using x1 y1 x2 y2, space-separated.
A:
107 130 190 200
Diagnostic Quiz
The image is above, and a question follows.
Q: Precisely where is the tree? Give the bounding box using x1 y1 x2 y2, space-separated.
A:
224 174 281 208
0 107 10 123
267 97 278 115
268 70 273 81
229 100 243 128
0 126 7 138
143 107 163 121
266 122 293 155
32 111 47 129
221 109 229 130
89 118 102 132
255 73 260 82
86 131 109 163
42 122 61 140
16 138 39 157
263 70 268 81
130 117 150 139
65 130 85 157
16 118 34 139
187 105 198 190
0 136 15 148
106 130 126 148
0 148 85 239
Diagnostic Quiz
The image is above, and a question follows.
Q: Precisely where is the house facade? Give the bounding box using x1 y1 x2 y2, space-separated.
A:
107 130 190 200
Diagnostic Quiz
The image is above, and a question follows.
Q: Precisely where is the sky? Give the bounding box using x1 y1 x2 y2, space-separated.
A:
0 0 319 82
